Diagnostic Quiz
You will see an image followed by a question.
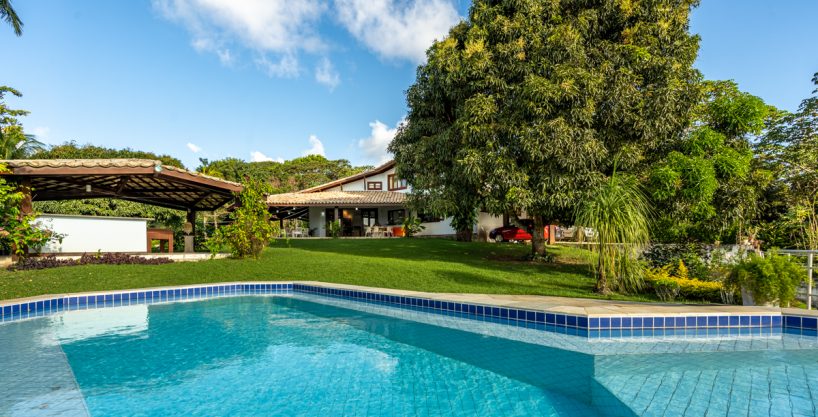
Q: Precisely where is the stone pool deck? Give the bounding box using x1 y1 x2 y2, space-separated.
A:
297 281 818 318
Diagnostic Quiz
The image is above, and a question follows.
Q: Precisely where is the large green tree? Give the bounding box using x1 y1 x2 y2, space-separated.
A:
648 80 776 243
760 73 818 249
34 141 185 168
1 0 22 36
202 154 368 194
392 0 701 255
0 86 45 159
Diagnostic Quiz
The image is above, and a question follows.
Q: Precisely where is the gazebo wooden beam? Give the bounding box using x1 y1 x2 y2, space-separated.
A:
0 159 243 212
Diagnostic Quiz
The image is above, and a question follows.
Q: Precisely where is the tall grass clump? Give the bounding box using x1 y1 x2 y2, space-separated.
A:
575 171 652 294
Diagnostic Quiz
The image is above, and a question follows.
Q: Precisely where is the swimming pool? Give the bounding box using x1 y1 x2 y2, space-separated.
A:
2 290 818 417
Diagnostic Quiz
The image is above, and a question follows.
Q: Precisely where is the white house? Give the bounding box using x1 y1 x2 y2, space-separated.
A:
266 160 503 238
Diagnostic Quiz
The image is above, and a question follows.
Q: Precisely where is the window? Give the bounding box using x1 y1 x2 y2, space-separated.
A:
388 174 408 191
366 181 383 190
362 209 378 226
419 212 443 223
388 209 406 225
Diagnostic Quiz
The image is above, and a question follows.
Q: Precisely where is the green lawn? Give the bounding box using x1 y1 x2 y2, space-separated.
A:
0 238 656 302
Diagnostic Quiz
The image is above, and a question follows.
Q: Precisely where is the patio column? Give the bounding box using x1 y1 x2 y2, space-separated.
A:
184 209 196 253
19 179 32 217
334 207 340 237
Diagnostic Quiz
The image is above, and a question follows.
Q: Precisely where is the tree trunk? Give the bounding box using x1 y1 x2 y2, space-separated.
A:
531 215 547 256
455 228 473 242
596 254 611 294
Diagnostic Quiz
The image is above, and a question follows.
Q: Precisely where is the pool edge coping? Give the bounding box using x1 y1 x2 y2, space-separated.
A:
2 281 815 335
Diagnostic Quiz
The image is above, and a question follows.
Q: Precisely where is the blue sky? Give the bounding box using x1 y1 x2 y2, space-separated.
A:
1 0 816 170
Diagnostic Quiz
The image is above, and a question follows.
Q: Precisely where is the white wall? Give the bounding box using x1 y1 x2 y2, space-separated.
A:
328 167 411 193
415 213 503 238
36 215 148 253
417 216 456 236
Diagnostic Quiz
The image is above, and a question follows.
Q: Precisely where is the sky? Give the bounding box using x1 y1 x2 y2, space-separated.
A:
1 0 816 170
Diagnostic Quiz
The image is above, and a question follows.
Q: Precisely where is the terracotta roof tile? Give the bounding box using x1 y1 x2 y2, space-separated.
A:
267 191 406 207
0 159 243 187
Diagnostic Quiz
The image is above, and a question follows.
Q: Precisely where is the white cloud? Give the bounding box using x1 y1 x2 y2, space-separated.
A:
358 119 402 164
255 53 300 78
303 135 325 156
215 49 233 65
250 151 284 163
315 57 340 90
335 0 460 63
154 0 460 84
186 142 202 153
153 0 325 74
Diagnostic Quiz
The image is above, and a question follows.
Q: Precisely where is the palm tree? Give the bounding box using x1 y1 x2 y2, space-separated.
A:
0 130 44 159
196 158 224 178
1 0 23 36
575 170 652 294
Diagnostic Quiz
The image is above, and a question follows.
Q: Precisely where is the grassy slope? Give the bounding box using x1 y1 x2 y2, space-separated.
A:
0 239 655 302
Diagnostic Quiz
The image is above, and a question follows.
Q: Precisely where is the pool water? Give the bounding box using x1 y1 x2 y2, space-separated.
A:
2 294 818 417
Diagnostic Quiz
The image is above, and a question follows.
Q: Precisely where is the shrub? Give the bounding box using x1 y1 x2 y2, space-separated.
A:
207 179 278 259
327 219 341 238
8 253 173 271
402 216 425 237
77 253 173 266
644 262 724 302
642 243 710 279
0 163 61 256
726 250 805 306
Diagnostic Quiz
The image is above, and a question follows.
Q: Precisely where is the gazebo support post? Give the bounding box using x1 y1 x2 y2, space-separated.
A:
184 209 196 253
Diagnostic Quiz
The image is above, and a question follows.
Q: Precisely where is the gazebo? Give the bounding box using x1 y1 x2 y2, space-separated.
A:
0 159 243 252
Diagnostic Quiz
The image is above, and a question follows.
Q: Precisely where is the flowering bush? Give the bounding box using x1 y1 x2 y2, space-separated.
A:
8 253 173 271
645 260 724 302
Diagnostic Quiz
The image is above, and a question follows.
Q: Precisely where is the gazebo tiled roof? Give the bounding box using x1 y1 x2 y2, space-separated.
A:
0 159 243 211
2 159 242 187
266 191 406 207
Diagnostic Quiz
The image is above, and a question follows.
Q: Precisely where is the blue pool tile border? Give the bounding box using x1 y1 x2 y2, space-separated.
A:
783 314 818 332
0 283 293 323
1 281 816 338
291 284 805 338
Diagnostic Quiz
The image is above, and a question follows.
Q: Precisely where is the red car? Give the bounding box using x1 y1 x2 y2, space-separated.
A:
489 220 550 243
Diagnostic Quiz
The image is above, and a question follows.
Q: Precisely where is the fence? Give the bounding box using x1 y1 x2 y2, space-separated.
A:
779 249 816 310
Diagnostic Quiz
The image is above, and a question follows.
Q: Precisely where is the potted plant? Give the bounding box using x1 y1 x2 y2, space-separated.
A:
726 250 805 306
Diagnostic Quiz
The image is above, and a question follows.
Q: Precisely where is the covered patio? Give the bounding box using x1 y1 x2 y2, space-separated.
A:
0 159 243 253
267 190 407 237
